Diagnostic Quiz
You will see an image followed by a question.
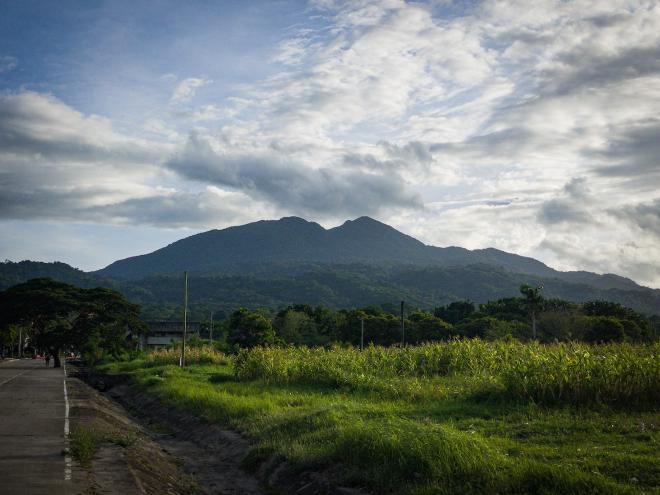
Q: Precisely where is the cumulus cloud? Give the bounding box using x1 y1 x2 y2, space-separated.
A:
170 77 212 103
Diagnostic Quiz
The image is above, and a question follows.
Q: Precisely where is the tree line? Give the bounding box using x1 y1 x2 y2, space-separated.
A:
219 284 658 349
1 279 657 363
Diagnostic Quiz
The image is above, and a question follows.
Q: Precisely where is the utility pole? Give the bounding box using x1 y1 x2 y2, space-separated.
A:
18 327 22 358
209 311 214 342
360 317 364 351
400 300 405 347
180 271 188 367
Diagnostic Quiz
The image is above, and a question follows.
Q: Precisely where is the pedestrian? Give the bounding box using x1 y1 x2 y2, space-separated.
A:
45 354 50 367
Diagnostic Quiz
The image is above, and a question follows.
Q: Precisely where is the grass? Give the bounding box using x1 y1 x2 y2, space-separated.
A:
70 426 98 466
69 424 138 467
101 341 660 494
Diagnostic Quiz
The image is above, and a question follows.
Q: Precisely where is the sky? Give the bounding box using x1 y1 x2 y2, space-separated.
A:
1 0 659 287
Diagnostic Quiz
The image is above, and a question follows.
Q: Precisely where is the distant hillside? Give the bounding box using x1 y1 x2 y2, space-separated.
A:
2 216 657 318
95 216 641 292
2 260 659 318
0 260 112 291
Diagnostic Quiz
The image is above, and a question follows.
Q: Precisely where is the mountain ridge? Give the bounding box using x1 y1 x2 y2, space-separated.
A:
3 216 657 317
95 216 641 293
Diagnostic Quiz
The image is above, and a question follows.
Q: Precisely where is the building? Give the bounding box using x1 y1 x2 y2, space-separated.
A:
141 321 203 349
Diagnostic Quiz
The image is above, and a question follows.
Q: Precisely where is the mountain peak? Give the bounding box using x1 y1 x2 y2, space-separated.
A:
278 216 310 223
337 216 394 232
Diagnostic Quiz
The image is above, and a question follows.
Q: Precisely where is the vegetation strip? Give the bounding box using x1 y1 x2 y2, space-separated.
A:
102 342 659 495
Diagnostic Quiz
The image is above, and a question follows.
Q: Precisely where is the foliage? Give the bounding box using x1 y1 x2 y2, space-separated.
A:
433 300 475 324
234 341 660 407
69 426 98 466
0 278 146 365
5 260 660 319
584 316 626 343
144 345 229 366
227 308 276 348
500 342 659 406
103 344 660 495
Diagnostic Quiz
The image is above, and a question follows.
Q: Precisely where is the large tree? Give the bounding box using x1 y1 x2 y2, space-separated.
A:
0 278 146 366
227 308 276 348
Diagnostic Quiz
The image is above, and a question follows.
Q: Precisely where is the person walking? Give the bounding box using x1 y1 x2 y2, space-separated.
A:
45 354 50 367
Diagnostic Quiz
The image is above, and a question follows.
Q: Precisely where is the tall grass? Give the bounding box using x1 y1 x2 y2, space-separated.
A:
234 341 660 407
234 340 528 382
145 345 229 367
500 342 660 406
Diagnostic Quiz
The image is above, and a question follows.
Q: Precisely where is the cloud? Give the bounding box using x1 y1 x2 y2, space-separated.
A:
3 1 660 286
167 132 422 218
0 91 167 164
170 77 212 103
0 91 254 227
612 199 660 240
591 119 660 179
538 178 594 225
90 188 266 228
0 55 17 73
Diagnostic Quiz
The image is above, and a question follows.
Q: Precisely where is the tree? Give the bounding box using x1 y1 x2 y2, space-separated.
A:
433 301 475 325
520 284 543 339
582 300 651 341
227 308 276 348
0 278 146 366
274 310 318 345
407 311 453 343
585 316 626 343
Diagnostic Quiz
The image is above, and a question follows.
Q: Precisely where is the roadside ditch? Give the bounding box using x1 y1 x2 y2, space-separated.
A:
73 366 367 495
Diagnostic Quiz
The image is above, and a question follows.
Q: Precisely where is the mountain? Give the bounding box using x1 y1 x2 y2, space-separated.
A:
3 216 658 317
0 260 111 291
96 216 634 290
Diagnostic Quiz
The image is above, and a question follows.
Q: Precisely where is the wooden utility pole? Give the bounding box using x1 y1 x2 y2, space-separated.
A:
360 317 364 351
210 311 214 342
180 271 188 367
18 327 22 358
401 300 405 347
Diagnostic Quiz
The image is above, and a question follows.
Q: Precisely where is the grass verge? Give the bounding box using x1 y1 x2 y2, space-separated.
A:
100 342 659 494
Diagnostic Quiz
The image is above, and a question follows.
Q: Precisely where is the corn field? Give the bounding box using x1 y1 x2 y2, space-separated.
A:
234 341 660 406
145 345 229 366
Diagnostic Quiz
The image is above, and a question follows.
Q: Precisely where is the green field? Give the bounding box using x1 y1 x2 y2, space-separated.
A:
102 341 660 494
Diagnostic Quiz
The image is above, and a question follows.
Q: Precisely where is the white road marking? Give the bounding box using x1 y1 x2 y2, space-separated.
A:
63 361 72 481
0 364 31 387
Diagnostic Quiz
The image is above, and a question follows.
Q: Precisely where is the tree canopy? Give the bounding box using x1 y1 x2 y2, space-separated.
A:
0 278 146 366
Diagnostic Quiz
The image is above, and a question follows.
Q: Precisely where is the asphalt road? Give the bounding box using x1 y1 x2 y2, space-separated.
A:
0 358 82 494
